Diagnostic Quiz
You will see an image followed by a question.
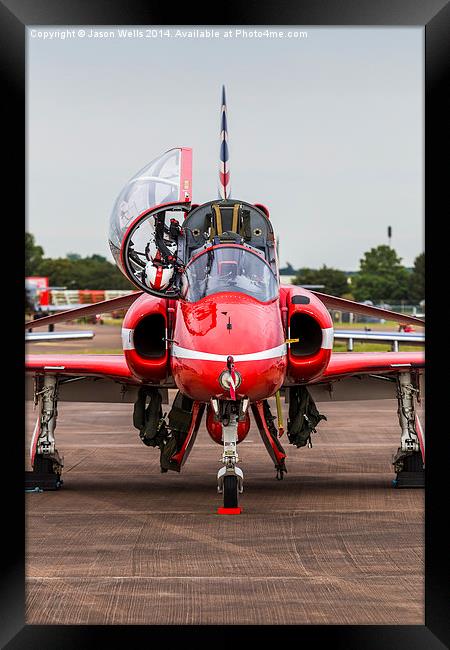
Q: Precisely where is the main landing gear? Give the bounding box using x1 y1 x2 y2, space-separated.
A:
392 371 424 488
26 374 64 491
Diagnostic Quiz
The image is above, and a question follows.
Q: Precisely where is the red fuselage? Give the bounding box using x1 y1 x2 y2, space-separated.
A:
171 292 287 401
122 285 333 403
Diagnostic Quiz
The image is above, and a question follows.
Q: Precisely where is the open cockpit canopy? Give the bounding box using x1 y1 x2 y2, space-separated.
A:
108 148 278 300
108 148 192 274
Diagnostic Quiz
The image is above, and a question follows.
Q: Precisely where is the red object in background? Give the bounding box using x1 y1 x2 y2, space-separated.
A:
26 276 49 307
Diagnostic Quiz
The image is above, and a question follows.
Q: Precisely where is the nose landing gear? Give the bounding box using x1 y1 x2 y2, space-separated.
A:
216 402 244 514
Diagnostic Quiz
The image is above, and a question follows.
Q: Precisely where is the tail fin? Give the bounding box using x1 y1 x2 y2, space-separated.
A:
218 85 230 199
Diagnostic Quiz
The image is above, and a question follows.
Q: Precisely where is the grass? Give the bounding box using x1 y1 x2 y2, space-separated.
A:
99 317 123 326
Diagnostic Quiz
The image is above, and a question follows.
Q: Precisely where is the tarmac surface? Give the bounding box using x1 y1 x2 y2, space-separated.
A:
25 394 425 625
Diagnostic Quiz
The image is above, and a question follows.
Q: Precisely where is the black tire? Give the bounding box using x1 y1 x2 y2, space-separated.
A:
223 475 238 508
33 456 55 474
402 451 424 473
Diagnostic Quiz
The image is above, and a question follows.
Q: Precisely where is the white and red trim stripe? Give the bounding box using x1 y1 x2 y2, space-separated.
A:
172 343 287 362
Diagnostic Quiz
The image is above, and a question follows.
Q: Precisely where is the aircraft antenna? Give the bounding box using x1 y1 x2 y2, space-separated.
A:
219 85 230 199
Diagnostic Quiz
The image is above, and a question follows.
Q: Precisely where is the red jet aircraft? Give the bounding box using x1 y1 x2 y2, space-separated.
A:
25 87 425 513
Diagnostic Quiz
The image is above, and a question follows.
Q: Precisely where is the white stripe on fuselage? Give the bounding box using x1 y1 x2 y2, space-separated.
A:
172 343 287 362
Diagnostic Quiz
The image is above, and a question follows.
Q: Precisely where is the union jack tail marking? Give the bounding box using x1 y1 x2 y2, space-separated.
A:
219 85 230 199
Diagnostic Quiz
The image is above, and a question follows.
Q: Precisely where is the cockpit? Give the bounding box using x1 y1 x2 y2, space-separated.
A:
108 147 279 302
181 244 278 303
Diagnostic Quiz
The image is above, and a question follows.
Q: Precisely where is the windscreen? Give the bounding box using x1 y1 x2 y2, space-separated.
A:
182 246 278 303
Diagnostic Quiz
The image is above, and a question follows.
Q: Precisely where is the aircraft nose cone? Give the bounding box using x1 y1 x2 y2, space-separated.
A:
171 294 287 401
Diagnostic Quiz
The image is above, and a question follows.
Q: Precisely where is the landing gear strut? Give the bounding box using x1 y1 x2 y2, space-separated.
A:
392 371 424 488
217 401 244 513
26 374 64 491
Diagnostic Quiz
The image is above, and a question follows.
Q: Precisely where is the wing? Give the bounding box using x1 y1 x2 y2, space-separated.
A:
310 291 424 328
25 330 95 343
25 291 143 329
321 350 424 380
305 351 424 403
25 353 174 404
26 353 135 380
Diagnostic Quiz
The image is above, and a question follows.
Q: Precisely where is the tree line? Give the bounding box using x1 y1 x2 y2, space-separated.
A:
26 233 135 290
289 245 424 303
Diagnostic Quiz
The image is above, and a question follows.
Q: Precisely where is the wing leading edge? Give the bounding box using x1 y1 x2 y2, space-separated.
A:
319 351 424 381
27 350 425 386
25 354 136 382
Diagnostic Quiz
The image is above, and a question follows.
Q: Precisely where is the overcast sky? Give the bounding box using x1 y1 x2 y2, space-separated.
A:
27 26 423 271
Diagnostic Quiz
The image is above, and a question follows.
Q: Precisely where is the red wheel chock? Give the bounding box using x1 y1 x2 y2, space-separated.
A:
217 507 242 515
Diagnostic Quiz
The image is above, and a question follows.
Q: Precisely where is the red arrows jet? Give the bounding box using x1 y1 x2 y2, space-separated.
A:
25 87 425 512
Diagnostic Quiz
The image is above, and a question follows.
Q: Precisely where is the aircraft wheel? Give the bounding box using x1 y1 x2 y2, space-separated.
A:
402 451 424 472
223 474 238 508
33 456 55 473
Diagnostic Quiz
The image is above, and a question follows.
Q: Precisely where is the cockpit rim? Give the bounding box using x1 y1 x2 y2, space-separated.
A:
182 242 279 305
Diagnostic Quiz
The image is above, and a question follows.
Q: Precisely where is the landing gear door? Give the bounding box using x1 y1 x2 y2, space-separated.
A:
109 147 192 298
